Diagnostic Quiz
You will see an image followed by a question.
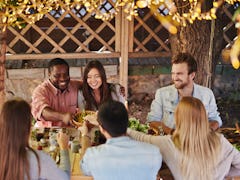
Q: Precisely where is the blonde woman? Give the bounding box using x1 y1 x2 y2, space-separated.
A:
128 96 240 179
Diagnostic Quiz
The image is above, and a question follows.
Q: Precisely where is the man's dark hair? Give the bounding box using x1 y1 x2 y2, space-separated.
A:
48 58 69 73
171 53 197 74
97 100 128 137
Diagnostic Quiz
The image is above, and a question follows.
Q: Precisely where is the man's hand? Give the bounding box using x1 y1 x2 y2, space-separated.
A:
62 112 74 126
209 121 219 131
42 107 73 126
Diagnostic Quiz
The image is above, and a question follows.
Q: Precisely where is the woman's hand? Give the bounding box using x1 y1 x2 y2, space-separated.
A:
83 112 99 126
78 121 89 136
57 131 69 150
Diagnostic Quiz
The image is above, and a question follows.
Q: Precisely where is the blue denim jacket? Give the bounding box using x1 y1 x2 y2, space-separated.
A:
80 136 162 180
147 83 222 128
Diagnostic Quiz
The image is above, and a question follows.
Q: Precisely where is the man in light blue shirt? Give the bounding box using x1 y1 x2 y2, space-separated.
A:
147 53 222 134
80 100 162 180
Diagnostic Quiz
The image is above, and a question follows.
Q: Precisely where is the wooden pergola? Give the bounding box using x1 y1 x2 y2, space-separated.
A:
4 6 171 96
0 2 238 104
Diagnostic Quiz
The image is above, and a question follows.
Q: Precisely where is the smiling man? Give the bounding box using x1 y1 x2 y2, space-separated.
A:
31 58 81 127
147 53 222 134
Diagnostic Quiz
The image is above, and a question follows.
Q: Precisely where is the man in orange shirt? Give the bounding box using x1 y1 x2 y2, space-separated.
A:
31 58 81 127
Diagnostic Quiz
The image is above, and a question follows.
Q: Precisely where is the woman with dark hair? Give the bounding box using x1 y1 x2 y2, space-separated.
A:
128 96 240 180
0 98 70 180
78 60 126 111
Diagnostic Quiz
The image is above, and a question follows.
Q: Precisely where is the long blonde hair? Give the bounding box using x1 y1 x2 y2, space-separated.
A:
172 96 221 180
0 98 40 180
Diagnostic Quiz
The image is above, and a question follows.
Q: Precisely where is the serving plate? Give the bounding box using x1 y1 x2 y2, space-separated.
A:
72 110 96 127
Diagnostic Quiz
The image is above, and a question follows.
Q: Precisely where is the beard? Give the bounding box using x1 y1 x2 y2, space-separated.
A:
173 80 188 89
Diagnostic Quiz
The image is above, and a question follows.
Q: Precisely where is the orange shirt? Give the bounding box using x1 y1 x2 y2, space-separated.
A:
31 79 80 127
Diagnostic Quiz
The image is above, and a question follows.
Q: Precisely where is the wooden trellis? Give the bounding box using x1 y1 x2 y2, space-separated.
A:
5 3 172 93
222 3 239 49
4 2 238 94
6 6 171 59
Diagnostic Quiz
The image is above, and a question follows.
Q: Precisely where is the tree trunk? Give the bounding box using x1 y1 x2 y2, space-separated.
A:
0 27 6 108
170 1 223 87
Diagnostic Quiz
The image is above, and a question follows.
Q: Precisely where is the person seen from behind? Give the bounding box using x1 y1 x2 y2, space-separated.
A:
79 100 162 180
128 96 240 179
0 98 70 180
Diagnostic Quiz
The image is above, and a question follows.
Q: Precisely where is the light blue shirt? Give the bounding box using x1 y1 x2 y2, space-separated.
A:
147 83 222 128
80 136 162 180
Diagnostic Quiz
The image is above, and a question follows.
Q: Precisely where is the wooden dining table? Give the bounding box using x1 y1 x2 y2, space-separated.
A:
30 127 93 180
31 127 240 180
70 151 93 180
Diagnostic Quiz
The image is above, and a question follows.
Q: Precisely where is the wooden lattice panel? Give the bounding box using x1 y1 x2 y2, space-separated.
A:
222 3 239 48
133 8 171 53
5 2 172 61
6 5 116 55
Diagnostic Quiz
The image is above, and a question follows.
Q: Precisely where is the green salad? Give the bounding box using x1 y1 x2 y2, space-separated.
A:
128 117 149 133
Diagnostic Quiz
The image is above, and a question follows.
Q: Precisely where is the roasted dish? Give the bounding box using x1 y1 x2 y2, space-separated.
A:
72 110 96 127
220 128 240 151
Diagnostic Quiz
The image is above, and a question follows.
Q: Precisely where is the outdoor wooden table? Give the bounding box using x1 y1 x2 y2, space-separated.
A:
30 127 93 180
31 127 240 180
70 149 93 180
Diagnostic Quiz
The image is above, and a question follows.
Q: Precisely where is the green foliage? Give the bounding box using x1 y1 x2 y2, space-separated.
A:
233 144 240 151
31 117 36 126
128 117 149 133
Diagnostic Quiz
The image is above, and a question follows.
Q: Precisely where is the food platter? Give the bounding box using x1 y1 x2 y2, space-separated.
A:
72 110 96 127
219 128 240 151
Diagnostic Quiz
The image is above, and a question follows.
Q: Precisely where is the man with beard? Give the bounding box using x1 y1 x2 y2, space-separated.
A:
31 58 81 127
147 53 222 134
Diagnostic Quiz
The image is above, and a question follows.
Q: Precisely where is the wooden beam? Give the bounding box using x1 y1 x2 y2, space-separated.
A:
6 52 121 60
129 52 171 58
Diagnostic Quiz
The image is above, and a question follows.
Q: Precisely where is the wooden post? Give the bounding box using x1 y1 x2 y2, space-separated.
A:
115 10 121 52
119 9 132 100
0 27 6 108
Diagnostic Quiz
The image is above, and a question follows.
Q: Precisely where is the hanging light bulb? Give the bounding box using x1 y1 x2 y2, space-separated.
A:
136 0 148 8
231 58 240 69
